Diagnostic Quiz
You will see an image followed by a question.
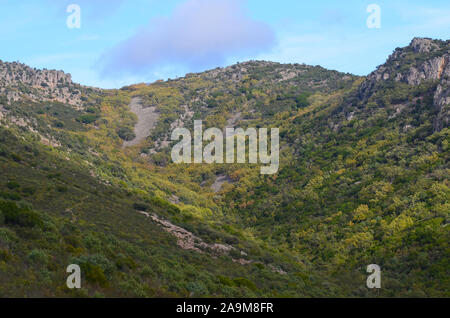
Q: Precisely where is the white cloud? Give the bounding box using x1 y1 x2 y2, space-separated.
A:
98 0 276 77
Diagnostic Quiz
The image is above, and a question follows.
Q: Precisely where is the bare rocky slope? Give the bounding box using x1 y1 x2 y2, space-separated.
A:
358 37 449 131
0 60 98 108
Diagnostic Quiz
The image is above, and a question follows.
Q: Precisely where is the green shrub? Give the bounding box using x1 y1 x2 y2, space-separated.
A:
0 192 22 201
253 263 265 270
77 114 98 124
0 146 7 157
22 186 36 195
186 281 207 295
71 254 113 287
0 200 42 228
0 249 11 261
10 153 22 162
84 264 109 287
54 121 64 128
295 92 311 108
149 196 180 214
56 185 68 193
117 127 136 141
233 277 257 291
6 181 20 190
133 202 149 211
0 227 17 248
27 249 49 265
217 275 234 286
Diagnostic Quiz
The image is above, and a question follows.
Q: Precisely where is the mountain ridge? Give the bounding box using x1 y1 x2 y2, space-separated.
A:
0 37 448 297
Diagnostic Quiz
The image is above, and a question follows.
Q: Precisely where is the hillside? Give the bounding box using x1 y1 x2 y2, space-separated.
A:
0 37 448 297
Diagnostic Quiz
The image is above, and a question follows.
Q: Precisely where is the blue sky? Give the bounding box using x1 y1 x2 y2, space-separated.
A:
1 0 449 88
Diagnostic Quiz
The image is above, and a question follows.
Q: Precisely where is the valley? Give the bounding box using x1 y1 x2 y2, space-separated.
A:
0 38 448 297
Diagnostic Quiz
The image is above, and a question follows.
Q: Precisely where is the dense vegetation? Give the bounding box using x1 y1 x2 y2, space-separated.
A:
0 38 448 297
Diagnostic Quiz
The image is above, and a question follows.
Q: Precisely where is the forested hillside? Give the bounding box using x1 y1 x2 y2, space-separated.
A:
0 37 448 297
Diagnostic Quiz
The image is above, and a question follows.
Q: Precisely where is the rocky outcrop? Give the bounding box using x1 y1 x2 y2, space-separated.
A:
402 55 449 85
139 211 234 255
359 38 449 96
433 80 450 131
410 37 441 54
0 60 85 108
358 38 450 131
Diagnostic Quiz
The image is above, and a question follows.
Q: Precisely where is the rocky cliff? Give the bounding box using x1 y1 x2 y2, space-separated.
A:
358 38 449 131
0 60 86 108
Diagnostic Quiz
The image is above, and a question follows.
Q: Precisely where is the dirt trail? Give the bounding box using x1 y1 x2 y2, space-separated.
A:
123 97 159 147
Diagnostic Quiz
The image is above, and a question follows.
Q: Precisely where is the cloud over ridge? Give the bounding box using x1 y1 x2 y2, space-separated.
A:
99 0 276 77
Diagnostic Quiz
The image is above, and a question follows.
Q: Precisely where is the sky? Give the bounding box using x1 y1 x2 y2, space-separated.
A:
0 0 449 88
